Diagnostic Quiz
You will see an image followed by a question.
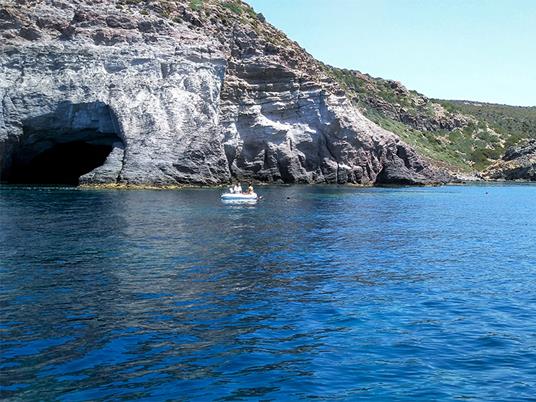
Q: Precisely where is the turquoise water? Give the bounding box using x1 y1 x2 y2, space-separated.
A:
1 184 535 400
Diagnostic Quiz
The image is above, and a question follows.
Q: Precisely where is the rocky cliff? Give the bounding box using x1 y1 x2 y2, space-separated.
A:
1 0 449 185
482 139 536 181
326 68 475 134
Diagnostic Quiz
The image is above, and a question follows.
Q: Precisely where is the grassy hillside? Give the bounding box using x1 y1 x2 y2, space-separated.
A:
437 100 536 146
325 66 535 172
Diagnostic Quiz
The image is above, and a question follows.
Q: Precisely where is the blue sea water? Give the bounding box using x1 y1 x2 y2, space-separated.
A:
0 184 535 401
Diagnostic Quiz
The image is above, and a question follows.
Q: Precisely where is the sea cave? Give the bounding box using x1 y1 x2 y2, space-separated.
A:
0 101 123 185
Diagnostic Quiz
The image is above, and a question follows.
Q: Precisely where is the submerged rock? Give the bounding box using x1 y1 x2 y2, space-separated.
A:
483 139 536 181
0 0 448 186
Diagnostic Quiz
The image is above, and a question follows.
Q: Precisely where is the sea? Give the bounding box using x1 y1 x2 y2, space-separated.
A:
1 184 535 400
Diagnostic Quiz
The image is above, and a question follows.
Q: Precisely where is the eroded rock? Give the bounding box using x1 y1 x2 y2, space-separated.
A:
483 140 536 181
0 0 448 186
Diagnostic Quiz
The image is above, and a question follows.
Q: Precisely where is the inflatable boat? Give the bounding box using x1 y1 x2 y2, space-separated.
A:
221 192 258 201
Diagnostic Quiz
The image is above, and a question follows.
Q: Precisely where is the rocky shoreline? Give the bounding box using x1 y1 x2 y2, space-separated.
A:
78 176 535 191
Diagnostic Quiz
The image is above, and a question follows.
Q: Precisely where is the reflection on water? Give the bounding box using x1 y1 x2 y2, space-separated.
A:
1 184 535 400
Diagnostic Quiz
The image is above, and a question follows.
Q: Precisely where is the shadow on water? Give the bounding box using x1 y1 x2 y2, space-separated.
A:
1 184 535 400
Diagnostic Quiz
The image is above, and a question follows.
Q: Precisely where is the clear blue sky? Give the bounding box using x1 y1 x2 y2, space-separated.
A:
247 0 535 106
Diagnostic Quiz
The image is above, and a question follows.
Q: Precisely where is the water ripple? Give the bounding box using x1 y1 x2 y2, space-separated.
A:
1 184 535 400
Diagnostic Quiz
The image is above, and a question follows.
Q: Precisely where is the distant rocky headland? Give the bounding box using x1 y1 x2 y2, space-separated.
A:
482 139 535 181
0 0 534 186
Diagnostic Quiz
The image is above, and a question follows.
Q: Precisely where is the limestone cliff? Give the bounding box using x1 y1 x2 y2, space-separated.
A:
0 0 448 186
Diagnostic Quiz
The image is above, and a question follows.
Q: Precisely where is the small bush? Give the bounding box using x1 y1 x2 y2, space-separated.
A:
223 1 243 15
189 0 203 11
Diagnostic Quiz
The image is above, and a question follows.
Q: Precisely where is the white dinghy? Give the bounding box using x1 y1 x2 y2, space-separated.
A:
221 182 259 203
221 192 258 201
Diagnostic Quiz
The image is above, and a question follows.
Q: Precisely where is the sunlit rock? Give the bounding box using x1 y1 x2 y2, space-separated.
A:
0 0 448 185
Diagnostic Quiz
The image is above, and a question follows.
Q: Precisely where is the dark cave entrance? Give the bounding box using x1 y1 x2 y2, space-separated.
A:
1 102 124 185
6 138 118 185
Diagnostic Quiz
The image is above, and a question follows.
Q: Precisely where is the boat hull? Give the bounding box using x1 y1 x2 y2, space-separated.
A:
221 193 258 202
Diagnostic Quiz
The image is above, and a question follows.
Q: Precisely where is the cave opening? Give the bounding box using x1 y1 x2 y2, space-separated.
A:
1 102 124 185
6 138 118 185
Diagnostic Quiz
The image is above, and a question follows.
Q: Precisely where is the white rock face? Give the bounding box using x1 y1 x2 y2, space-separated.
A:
0 0 447 185
219 57 442 184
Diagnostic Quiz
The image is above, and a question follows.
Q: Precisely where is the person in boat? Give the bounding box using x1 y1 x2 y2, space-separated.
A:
247 183 254 194
234 182 242 194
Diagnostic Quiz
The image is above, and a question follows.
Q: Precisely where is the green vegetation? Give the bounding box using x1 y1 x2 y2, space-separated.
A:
189 0 204 11
437 100 536 147
325 65 534 172
222 0 243 15
325 66 434 117
364 111 475 171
